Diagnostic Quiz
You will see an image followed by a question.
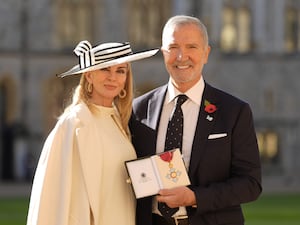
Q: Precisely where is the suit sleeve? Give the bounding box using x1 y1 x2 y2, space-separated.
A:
190 103 262 214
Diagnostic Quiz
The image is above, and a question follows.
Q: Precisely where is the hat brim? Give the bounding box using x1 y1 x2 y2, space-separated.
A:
58 48 159 77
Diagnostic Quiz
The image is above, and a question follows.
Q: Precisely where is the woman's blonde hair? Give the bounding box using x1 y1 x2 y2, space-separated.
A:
61 64 133 138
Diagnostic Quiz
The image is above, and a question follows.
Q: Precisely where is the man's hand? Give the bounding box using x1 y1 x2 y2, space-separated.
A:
156 186 196 208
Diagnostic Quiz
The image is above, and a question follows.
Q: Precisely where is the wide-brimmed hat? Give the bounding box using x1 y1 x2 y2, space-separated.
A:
58 40 159 77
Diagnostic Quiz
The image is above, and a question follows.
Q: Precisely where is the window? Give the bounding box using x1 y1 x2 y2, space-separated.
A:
257 131 279 164
0 76 17 180
220 2 252 53
42 75 79 133
0 76 16 124
221 6 237 52
285 6 300 52
127 0 171 48
55 0 94 49
0 83 4 124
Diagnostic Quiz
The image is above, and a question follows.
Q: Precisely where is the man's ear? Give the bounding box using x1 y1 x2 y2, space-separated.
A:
204 45 211 64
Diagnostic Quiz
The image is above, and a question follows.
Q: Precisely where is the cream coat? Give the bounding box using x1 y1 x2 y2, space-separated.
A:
26 103 125 225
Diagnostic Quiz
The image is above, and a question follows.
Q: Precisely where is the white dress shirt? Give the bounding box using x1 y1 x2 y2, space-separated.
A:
153 76 205 216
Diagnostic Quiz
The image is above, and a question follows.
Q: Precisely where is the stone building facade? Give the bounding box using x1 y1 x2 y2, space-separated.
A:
0 0 299 191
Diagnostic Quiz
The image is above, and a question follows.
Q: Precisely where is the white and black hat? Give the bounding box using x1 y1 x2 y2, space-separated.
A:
58 40 159 77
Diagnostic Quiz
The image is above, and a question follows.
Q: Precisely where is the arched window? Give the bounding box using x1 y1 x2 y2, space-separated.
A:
128 0 171 48
0 75 17 180
257 131 279 164
221 6 237 53
42 75 79 134
55 0 94 49
220 2 252 53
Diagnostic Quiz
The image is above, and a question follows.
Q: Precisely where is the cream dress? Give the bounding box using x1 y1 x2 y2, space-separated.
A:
93 105 137 225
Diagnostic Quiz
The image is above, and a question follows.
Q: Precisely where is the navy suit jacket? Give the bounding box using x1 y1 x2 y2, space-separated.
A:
129 82 262 225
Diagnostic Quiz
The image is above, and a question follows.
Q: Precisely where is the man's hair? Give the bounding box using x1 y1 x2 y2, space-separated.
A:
162 15 209 47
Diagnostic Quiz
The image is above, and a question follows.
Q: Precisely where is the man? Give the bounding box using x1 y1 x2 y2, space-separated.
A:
130 15 262 225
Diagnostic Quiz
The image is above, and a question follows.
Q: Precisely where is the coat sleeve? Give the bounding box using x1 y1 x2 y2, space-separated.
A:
26 117 77 225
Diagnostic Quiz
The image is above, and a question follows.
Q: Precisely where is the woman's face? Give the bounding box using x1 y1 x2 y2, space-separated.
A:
85 63 128 106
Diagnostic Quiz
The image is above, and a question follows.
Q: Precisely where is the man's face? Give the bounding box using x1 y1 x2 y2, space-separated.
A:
161 23 210 92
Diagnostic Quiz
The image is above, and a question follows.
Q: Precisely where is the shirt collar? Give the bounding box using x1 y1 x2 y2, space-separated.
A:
166 76 205 106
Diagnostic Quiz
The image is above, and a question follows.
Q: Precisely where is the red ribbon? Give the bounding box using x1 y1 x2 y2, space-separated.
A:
159 151 173 162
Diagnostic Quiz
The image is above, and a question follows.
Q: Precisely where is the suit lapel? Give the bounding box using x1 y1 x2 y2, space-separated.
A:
188 83 220 177
147 85 167 130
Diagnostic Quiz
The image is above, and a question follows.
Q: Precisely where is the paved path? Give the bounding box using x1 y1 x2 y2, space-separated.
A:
0 182 32 198
0 176 299 198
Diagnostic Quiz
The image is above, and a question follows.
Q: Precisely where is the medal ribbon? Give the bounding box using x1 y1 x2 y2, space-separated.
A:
159 151 173 162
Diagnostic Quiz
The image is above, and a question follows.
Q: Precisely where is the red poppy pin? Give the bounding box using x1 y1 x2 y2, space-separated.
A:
204 100 217 113
204 100 217 121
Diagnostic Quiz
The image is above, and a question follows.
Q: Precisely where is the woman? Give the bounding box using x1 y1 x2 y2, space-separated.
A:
26 40 158 225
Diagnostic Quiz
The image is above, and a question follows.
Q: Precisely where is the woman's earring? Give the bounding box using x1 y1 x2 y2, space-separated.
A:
87 82 93 93
118 89 126 98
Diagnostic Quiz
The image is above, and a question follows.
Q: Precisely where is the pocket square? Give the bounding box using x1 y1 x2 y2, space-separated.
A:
208 133 227 139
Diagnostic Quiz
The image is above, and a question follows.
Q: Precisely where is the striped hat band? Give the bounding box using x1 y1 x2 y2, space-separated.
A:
58 40 159 77
74 41 132 69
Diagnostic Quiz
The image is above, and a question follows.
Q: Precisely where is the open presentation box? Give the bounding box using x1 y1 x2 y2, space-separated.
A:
125 148 190 199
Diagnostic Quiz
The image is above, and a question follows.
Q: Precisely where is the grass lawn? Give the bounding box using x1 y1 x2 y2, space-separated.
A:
243 193 300 225
0 197 29 225
0 193 299 225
